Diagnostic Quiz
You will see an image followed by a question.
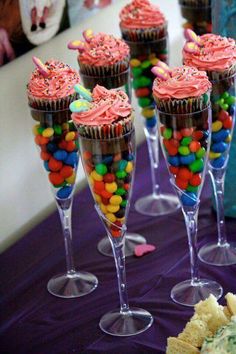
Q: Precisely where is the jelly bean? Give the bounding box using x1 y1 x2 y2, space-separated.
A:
35 135 49 145
212 121 223 132
138 97 152 108
142 107 155 118
115 208 126 218
181 128 194 137
203 93 209 105
53 124 62 135
53 150 68 161
218 110 229 121
32 124 40 135
223 116 233 129
58 140 68 150
110 195 122 205
100 203 107 214
181 192 198 207
168 156 179 167
150 57 159 65
165 144 178 156
225 95 236 106
187 185 198 193
65 131 76 141
42 127 54 138
176 177 188 190
124 183 130 191
132 67 143 78
116 170 127 179
105 213 116 223
195 147 206 159
48 157 63 172
105 182 117 193
66 141 77 152
178 146 190 156
192 130 203 141
211 142 228 153
181 137 192 146
169 139 180 148
94 180 105 191
103 173 115 183
212 129 230 143
57 186 73 199
65 172 76 184
62 122 69 131
102 197 109 205
111 230 122 238
121 200 128 208
101 190 113 199
115 188 126 196
177 167 193 180
40 151 51 161
169 166 179 175
173 131 182 140
60 165 73 178
91 170 103 181
118 160 128 171
44 161 50 171
49 172 64 186
209 152 221 159
189 159 204 173
163 128 172 139
225 134 232 143
210 156 226 169
189 174 201 186
221 92 229 100
107 204 120 213
180 153 195 165
95 163 107 176
125 162 133 173
189 141 201 153
141 60 152 70
146 117 156 128
83 151 92 160
133 76 152 89
136 88 151 98
130 59 141 67
229 105 235 116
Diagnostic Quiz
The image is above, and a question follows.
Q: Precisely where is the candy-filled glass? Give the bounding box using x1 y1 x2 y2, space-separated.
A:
198 73 236 266
79 69 146 257
79 129 153 336
125 37 180 217
30 107 98 298
156 106 223 306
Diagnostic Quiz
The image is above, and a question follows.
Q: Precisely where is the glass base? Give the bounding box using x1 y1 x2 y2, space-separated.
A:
97 232 147 257
198 242 236 266
47 271 98 298
99 307 153 336
134 193 180 217
171 279 223 307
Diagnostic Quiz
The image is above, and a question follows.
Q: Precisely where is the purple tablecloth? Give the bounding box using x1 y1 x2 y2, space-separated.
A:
1 142 236 354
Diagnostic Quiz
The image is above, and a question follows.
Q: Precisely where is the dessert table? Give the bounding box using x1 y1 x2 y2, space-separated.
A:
1 141 236 354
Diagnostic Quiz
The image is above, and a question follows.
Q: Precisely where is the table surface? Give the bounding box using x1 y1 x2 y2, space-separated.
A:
1 141 236 354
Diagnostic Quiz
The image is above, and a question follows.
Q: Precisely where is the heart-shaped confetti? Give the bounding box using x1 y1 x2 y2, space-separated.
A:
32 56 49 77
134 244 156 257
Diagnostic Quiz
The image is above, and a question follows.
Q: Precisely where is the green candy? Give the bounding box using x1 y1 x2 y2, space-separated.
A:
141 60 151 70
138 97 152 107
220 103 229 111
116 170 127 179
133 76 152 89
118 160 128 171
38 126 44 134
225 95 236 106
203 93 209 105
178 146 190 155
189 159 204 173
187 185 199 193
196 147 206 159
53 124 62 135
181 137 192 146
75 140 79 149
95 163 107 175
221 92 229 99
132 67 142 78
163 128 172 140
121 200 128 208
115 188 126 196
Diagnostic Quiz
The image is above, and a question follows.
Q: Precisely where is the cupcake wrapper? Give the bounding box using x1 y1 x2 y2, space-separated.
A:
78 56 130 78
120 23 168 42
76 113 134 140
206 64 236 83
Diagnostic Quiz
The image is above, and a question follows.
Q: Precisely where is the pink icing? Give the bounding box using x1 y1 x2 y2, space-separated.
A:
183 34 236 72
28 60 80 100
119 0 166 29
78 33 130 66
153 66 212 100
72 85 132 126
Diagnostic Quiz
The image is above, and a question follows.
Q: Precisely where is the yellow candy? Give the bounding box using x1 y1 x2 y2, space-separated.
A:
62 123 69 131
42 127 54 138
94 193 101 203
107 204 120 213
125 162 133 173
100 203 107 214
65 131 76 141
105 213 116 223
66 171 76 184
209 151 221 159
88 175 94 186
142 108 155 118
130 59 141 67
32 124 40 136
105 182 117 193
226 134 232 143
110 195 122 205
117 217 125 223
212 120 223 132
90 170 103 181
150 57 159 66
149 53 157 60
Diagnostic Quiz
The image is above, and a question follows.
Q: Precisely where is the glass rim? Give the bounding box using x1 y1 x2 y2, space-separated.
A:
78 128 135 142
29 105 70 114
156 104 211 116
180 4 211 10
124 36 168 45
211 72 236 84
79 67 130 79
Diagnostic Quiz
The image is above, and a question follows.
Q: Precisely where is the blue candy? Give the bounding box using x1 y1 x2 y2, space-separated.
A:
168 156 179 167
229 104 235 116
57 186 73 199
145 117 157 128
123 153 134 161
210 156 226 169
102 155 113 165
181 192 198 207
203 130 209 139
212 129 230 143
44 161 50 171
211 142 228 153
179 153 195 165
47 142 57 153
53 150 68 161
65 152 78 166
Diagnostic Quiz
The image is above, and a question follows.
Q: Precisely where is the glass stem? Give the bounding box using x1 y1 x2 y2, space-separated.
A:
112 240 130 314
56 199 76 275
209 168 228 246
183 208 200 285
144 124 160 198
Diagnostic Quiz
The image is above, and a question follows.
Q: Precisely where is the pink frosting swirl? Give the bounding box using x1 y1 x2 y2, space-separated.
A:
183 34 236 72
72 85 132 126
27 60 80 100
153 66 212 100
78 33 130 66
119 0 166 29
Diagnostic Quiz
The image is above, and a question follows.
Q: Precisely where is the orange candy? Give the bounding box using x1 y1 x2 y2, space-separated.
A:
111 229 122 238
189 141 201 152
83 151 92 160
34 135 49 145
181 128 194 137
66 141 76 152
48 157 63 172
60 165 73 178
189 174 201 186
173 131 183 140
94 181 105 191
101 190 113 199
175 177 188 190
49 172 64 185
223 116 233 129
124 183 130 191
169 166 179 175
40 151 51 161
177 167 193 181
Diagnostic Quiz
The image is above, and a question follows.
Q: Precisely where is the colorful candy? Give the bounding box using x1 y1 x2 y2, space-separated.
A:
82 29 94 42
67 40 86 52
183 42 200 54
32 56 49 77
74 84 92 102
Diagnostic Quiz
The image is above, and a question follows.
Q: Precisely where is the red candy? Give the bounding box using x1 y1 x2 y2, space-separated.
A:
219 110 229 121
103 173 115 183
190 174 201 186
169 139 180 148
60 165 73 178
35 135 49 145
169 166 179 175
135 88 150 97
40 151 51 161
177 167 192 181
83 151 92 160
58 140 68 150
111 229 122 238
101 190 113 199
94 181 105 191
124 183 130 191
48 157 63 172
66 141 76 152
173 131 182 140
181 128 194 137
189 141 201 152
175 177 188 190
101 197 109 205
192 130 203 141
223 116 233 129
49 172 64 185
